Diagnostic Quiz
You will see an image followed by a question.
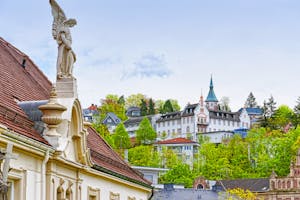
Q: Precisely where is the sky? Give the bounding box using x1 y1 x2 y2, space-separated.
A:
1 0 300 111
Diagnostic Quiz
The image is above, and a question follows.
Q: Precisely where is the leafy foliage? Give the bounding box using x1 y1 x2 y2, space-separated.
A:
128 145 160 167
136 117 157 144
98 94 127 121
194 128 300 180
160 163 196 188
225 188 256 200
113 123 131 149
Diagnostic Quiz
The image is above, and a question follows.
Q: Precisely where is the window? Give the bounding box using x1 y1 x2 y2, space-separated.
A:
172 120 175 125
158 123 160 128
186 126 190 133
167 121 170 126
213 119 216 125
218 119 221 125
187 117 190 123
177 128 181 134
227 121 230 126
88 186 100 200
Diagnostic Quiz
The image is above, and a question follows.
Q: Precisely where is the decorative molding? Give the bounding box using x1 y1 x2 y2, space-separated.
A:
110 191 120 200
87 186 100 200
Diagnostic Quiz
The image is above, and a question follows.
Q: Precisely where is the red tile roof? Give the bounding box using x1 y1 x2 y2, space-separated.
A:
0 37 51 144
155 137 198 145
0 37 150 187
87 127 151 186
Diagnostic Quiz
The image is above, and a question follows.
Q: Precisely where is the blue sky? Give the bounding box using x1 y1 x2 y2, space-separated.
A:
1 0 300 110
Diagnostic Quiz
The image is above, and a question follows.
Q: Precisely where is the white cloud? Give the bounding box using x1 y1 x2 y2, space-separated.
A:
122 53 172 80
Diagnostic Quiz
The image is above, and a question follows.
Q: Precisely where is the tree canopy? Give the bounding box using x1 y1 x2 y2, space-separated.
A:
244 92 258 108
136 117 157 144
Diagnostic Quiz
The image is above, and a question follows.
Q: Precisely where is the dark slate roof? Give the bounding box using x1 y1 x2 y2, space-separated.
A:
17 100 48 134
82 108 99 116
152 188 219 200
123 115 152 127
216 178 269 192
182 103 198 117
205 77 218 102
126 106 141 117
156 111 181 122
209 110 240 122
102 112 121 125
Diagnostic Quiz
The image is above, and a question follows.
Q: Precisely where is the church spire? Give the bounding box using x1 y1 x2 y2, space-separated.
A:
205 76 218 102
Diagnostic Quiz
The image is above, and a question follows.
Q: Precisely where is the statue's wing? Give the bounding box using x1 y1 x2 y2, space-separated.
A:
49 0 66 39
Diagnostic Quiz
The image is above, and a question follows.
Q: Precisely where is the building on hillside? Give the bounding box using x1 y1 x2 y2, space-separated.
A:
83 104 99 123
0 2 152 199
102 112 121 133
124 114 161 138
156 77 251 142
126 106 141 118
200 130 234 144
242 107 263 127
154 137 199 167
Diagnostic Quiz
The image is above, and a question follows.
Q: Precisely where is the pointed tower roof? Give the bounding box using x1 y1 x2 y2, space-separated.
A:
205 76 218 102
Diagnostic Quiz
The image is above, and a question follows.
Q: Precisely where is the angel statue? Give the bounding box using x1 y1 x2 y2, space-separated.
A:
50 0 77 79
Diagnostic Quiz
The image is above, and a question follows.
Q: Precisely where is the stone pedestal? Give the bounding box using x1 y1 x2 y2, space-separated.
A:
56 77 78 98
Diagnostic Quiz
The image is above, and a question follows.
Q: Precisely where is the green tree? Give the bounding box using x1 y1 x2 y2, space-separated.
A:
128 145 160 167
161 147 180 168
160 163 195 188
169 99 181 111
244 92 258 108
125 93 146 109
118 95 125 105
148 98 155 115
162 99 174 113
293 97 300 129
136 117 157 145
113 123 131 150
140 99 148 116
155 100 165 113
267 95 277 116
269 105 293 130
98 94 127 121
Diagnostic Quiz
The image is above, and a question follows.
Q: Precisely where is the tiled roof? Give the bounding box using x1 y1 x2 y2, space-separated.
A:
0 37 51 145
216 178 269 192
0 37 151 187
87 127 151 186
155 137 198 145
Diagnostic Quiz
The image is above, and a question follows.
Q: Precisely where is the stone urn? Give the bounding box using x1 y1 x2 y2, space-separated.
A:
39 85 67 137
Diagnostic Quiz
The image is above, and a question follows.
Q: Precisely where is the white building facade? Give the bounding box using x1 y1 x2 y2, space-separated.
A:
156 77 251 143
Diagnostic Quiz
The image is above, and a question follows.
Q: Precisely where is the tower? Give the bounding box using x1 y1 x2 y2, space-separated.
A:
205 76 218 110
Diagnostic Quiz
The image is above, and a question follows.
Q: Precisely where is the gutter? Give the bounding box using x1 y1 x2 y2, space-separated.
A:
148 187 154 200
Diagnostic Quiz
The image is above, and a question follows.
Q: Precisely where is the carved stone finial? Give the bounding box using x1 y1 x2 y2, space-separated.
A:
39 85 67 137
